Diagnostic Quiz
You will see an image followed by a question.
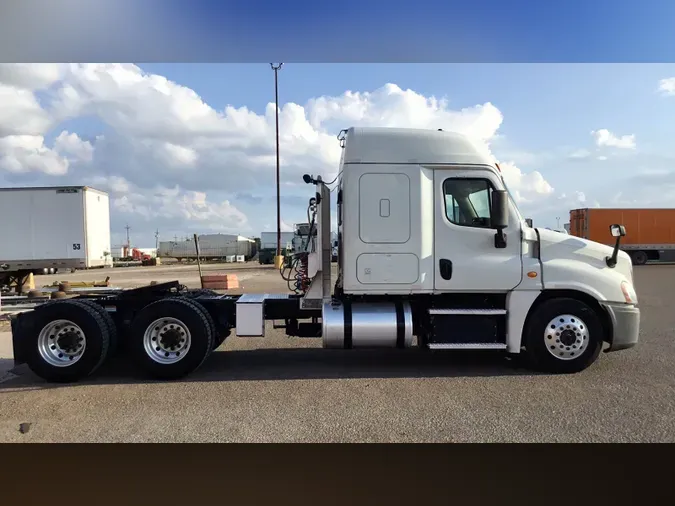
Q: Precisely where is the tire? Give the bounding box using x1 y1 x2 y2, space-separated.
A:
523 297 604 374
75 299 119 355
24 300 111 383
128 298 214 380
174 296 223 351
632 251 648 266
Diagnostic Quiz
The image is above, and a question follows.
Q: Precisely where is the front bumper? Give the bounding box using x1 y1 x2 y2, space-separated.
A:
601 302 640 352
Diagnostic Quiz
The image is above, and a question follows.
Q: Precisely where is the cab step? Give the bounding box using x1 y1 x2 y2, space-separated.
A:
428 343 507 350
428 308 507 315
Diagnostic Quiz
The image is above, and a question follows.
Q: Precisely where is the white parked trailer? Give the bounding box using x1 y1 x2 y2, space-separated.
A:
158 234 255 260
0 186 113 272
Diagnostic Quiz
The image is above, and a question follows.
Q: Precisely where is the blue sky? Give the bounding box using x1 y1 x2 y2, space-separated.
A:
141 62 675 146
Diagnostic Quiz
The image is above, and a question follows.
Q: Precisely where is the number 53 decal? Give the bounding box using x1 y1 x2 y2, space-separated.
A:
73 243 81 250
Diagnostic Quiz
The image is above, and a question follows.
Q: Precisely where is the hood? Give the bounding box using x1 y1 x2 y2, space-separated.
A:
536 227 633 282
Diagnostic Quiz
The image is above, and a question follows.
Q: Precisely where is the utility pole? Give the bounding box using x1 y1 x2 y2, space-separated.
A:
125 224 131 248
155 229 159 250
556 217 561 229
270 63 284 269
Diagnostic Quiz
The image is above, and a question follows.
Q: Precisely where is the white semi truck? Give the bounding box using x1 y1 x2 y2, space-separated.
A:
9 127 640 383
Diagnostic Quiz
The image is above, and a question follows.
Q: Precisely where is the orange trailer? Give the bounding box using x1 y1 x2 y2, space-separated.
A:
569 208 675 265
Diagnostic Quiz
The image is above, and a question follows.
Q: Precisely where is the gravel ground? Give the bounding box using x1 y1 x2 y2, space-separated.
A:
0 263 673 442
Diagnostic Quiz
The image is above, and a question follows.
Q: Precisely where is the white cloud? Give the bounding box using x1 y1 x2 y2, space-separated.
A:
658 77 675 96
0 135 69 175
498 161 553 203
0 84 53 136
157 142 199 168
88 175 250 245
591 128 636 150
113 186 246 227
280 220 294 232
568 148 591 159
0 63 66 90
54 131 94 162
0 63 555 239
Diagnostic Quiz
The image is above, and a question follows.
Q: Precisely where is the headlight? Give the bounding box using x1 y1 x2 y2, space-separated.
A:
621 280 637 304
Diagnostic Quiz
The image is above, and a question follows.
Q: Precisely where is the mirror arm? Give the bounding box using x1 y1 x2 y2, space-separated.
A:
494 227 507 249
605 224 626 268
605 236 622 268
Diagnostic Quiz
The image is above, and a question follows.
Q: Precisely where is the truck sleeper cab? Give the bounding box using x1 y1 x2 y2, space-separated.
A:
8 127 640 383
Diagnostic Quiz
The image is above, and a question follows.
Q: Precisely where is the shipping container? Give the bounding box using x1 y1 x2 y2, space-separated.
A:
569 207 675 265
158 234 255 260
0 186 113 273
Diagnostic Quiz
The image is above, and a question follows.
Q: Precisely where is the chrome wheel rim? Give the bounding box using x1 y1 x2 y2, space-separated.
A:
143 317 191 364
544 314 589 360
37 319 86 367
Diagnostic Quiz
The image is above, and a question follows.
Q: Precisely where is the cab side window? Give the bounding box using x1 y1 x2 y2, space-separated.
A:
443 178 493 228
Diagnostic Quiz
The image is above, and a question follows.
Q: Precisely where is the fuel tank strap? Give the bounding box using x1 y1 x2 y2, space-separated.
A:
344 301 353 349
395 302 406 349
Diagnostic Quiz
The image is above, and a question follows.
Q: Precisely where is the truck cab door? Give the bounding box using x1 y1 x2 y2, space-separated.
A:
433 168 523 292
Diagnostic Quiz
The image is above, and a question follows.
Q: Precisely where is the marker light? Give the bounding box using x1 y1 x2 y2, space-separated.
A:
621 281 636 304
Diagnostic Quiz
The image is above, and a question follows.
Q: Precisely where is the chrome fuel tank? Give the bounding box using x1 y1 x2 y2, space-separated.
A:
322 300 414 349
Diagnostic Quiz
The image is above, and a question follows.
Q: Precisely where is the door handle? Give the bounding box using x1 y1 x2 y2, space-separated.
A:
439 259 452 280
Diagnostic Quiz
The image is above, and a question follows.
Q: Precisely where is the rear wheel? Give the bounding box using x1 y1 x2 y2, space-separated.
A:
631 251 648 266
174 296 226 350
129 298 214 380
24 300 111 383
523 298 604 374
74 300 118 354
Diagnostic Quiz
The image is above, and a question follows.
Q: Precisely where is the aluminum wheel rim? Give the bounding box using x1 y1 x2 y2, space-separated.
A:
37 319 87 367
544 314 589 361
143 317 191 364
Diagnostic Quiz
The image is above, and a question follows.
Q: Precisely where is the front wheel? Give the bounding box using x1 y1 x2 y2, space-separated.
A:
523 298 604 374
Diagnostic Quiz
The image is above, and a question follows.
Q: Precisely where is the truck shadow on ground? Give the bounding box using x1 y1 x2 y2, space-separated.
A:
0 348 545 391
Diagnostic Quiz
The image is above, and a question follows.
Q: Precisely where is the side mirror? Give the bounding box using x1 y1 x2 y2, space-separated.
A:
610 224 626 238
606 223 626 268
491 190 509 248
491 190 509 229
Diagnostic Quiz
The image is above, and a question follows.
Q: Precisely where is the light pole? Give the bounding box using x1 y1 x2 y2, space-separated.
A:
270 63 284 268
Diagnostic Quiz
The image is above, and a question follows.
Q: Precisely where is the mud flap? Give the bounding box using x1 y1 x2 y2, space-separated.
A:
10 313 30 366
